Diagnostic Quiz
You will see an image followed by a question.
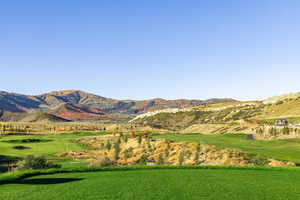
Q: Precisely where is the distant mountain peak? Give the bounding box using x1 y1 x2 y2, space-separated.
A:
46 90 86 96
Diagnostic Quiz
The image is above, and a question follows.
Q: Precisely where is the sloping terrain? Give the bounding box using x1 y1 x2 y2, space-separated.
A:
19 113 71 123
51 103 107 121
258 98 300 119
0 91 41 113
0 90 236 122
131 102 263 131
0 111 70 122
59 134 294 166
131 93 300 140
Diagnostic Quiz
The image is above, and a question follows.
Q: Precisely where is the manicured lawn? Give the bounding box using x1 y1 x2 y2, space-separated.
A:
1 168 300 200
153 133 300 164
0 132 105 168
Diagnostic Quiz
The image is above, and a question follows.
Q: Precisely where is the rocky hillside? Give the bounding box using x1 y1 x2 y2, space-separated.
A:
130 93 300 139
58 134 295 167
0 90 236 122
131 102 263 131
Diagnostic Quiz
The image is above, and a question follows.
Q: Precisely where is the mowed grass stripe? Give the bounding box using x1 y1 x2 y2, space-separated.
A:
1 168 300 200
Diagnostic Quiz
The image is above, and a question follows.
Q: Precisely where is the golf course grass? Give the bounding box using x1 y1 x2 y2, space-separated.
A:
0 132 105 168
1 167 300 200
153 133 300 164
1 132 300 200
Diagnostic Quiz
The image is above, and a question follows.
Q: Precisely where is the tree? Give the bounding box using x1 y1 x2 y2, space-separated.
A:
157 154 164 165
138 154 148 165
282 126 290 135
16 155 61 170
179 151 185 165
164 149 169 158
116 137 121 144
124 147 133 161
194 144 201 164
256 127 264 135
106 140 112 150
137 134 142 144
123 135 129 143
269 127 277 136
114 140 121 161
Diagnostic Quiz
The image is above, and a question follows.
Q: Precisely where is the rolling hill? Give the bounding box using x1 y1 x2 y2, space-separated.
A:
0 111 70 122
130 94 300 133
0 90 236 122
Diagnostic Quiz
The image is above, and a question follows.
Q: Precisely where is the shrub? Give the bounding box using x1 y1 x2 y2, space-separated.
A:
98 157 114 166
16 155 61 170
138 155 148 165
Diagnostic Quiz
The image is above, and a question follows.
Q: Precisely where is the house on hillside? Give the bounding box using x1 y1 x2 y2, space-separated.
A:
275 119 288 126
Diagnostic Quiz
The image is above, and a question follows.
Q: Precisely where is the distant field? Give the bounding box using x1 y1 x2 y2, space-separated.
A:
0 132 105 169
153 133 300 164
1 168 300 200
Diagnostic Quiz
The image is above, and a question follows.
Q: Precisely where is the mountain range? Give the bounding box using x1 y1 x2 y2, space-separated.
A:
0 90 236 122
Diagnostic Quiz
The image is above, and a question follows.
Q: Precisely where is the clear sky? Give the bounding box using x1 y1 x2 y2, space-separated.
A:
1 0 300 100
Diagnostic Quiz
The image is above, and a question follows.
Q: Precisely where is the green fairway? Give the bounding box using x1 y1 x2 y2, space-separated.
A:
0 132 104 168
153 133 300 164
1 168 300 200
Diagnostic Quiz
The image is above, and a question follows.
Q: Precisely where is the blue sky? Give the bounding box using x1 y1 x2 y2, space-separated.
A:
1 0 300 100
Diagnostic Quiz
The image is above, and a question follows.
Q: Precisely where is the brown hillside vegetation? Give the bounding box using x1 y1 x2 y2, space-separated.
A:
130 96 300 139
58 134 295 167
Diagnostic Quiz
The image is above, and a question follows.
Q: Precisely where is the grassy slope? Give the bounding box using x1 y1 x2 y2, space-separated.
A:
257 98 300 119
1 168 300 200
0 132 104 167
153 133 300 164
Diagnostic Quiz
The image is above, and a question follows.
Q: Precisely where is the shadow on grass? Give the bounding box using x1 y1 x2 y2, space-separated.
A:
1 138 52 144
11 178 84 185
0 155 20 173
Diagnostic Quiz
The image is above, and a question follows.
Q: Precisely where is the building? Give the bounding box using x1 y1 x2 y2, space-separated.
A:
275 119 288 126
